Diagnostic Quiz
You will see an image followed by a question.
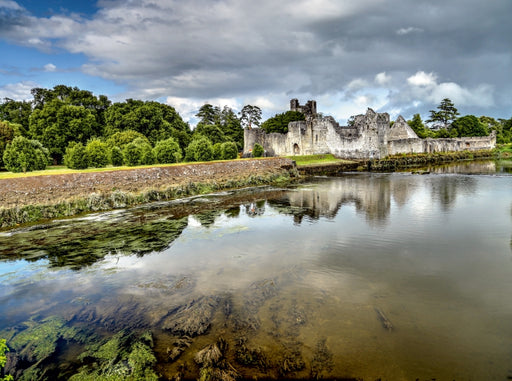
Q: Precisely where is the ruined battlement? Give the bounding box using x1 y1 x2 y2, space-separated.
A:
290 98 317 117
244 100 496 159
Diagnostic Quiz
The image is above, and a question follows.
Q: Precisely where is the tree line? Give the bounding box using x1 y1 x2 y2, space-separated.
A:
0 85 263 172
1 87 510 173
407 98 512 143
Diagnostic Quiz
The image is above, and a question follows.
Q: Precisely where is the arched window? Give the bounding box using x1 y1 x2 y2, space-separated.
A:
293 143 300 154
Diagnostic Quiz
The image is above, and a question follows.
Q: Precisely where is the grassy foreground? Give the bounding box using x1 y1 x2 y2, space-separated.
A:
285 154 355 166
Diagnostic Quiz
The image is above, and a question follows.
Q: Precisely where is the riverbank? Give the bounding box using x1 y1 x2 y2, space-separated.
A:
365 150 498 171
0 158 297 229
295 150 502 175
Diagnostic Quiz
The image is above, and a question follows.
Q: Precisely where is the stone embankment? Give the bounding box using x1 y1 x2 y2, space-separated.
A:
0 158 296 229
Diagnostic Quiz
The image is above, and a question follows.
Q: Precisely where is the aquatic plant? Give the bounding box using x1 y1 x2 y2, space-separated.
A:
0 339 13 381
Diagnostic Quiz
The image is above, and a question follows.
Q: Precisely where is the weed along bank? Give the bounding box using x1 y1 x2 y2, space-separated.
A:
244 99 496 159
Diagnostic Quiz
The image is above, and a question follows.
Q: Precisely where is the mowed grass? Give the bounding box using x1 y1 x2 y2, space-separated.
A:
286 154 355 166
0 162 196 179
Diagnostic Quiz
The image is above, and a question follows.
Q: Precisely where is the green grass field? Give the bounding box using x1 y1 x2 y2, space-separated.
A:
285 154 354 166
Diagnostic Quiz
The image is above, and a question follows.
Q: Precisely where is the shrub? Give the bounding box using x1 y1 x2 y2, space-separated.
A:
105 130 149 150
153 137 182 164
63 142 89 169
122 137 154 166
212 142 222 160
85 139 109 168
253 143 264 158
110 146 124 166
2 136 49 172
185 136 214 162
221 141 238 160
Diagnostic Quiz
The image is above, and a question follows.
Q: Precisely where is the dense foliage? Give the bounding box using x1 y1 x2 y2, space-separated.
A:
1 87 511 173
0 85 258 172
260 111 305 134
153 137 182 164
3 136 49 172
426 98 460 130
64 142 89 170
253 143 264 157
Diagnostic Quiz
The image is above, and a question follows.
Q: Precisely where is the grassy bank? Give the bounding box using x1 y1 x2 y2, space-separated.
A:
0 170 295 230
285 154 354 166
366 150 498 171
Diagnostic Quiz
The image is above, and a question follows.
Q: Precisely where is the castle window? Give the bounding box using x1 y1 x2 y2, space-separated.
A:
293 143 300 154
315 134 318 142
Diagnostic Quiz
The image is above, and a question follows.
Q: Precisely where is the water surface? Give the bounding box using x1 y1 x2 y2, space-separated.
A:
1 164 512 380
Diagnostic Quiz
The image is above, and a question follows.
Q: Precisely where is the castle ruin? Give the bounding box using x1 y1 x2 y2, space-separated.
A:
243 99 496 159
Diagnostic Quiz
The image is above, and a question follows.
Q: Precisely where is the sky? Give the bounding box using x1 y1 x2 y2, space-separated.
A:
0 0 511 126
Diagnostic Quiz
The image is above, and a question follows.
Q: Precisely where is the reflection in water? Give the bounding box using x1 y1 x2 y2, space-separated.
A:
1 171 512 380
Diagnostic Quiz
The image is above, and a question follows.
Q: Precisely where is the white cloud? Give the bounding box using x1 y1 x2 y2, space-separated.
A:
404 71 495 108
0 81 38 100
347 78 369 92
375 72 391 86
396 26 423 35
407 71 437 87
165 96 240 125
44 63 57 72
0 0 23 10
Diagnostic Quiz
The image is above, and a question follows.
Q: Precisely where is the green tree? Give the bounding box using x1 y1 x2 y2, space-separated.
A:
109 146 124 166
194 124 226 145
196 104 220 126
106 130 150 150
85 139 109 168
252 143 264 157
0 98 32 135
185 136 214 162
451 115 489 137
219 106 243 149
122 137 154 166
0 121 15 167
239 105 262 129
220 141 238 160
29 99 97 164
63 142 89 169
426 98 460 130
212 142 222 160
3 136 49 173
105 100 189 145
261 111 305 134
407 114 433 138
153 137 182 164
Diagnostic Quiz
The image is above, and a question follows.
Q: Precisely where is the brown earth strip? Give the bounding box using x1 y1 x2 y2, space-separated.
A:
0 158 294 209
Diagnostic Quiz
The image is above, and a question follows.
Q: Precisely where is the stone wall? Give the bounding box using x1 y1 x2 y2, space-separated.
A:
243 100 496 159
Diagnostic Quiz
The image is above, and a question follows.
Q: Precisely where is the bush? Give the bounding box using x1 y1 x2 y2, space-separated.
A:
3 136 49 172
153 137 182 163
185 136 214 162
221 141 238 160
253 143 264 158
212 142 222 160
85 139 109 168
123 137 154 166
110 146 124 166
105 130 149 150
64 142 89 169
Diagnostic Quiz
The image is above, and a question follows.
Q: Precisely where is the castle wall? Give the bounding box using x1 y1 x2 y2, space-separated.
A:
243 100 496 159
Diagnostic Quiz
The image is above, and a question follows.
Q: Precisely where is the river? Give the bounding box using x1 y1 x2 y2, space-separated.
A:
1 160 511 380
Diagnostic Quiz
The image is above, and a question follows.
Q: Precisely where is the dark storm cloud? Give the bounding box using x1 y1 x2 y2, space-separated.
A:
1 0 511 120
